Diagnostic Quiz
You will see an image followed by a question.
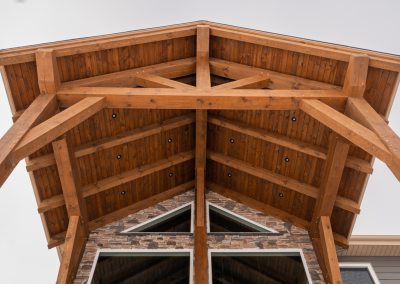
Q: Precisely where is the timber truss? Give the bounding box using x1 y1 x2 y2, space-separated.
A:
1 22 400 284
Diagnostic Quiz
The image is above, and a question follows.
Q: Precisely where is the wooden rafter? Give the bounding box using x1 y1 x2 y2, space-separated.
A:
36 48 61 94
56 87 347 110
213 74 270 90
48 181 195 249
207 150 360 214
0 94 57 187
12 97 106 162
195 24 209 284
52 133 89 237
38 150 195 213
343 54 370 97
61 57 196 88
135 73 196 89
346 97 400 181
299 99 393 165
208 115 373 174
209 57 342 90
56 216 86 284
26 113 196 172
309 132 350 239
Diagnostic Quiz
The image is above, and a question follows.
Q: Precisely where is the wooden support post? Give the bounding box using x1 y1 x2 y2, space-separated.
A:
56 216 86 284
343 54 369 97
346 97 400 182
309 132 350 239
53 133 89 237
0 94 57 188
36 48 61 94
299 99 393 165
317 216 343 284
13 97 106 162
196 25 211 90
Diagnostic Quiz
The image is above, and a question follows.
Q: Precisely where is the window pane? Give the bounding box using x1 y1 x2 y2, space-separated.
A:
211 254 309 284
340 268 375 284
92 255 190 284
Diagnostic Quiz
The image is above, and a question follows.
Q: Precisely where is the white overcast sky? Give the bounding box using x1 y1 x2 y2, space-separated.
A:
0 0 399 283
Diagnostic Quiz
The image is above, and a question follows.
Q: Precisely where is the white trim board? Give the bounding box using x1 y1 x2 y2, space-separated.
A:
87 249 194 284
207 249 313 284
122 201 194 233
339 262 381 284
206 201 279 233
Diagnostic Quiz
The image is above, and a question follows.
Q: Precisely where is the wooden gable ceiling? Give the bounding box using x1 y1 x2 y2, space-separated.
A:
1 20 400 284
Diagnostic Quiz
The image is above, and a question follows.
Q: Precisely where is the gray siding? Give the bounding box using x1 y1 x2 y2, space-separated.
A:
338 256 400 284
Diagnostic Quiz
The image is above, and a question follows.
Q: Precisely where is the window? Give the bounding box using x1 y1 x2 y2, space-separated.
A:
339 263 380 284
88 249 193 284
206 201 279 233
122 202 194 233
208 249 312 284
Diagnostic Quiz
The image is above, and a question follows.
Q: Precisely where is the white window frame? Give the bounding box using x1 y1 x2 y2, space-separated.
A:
122 201 194 233
206 201 279 233
208 248 313 284
339 262 381 284
87 249 194 284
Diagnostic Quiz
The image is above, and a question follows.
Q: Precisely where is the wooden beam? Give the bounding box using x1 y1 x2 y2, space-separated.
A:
309 133 350 239
196 110 207 227
0 26 197 66
11 109 26 123
209 57 342 90
299 99 393 165
13 97 106 161
56 216 85 284
0 94 57 187
312 237 332 284
47 180 195 248
208 26 400 72
213 74 270 90
318 216 343 284
62 57 196 88
135 73 196 89
197 25 211 90
39 150 195 213
52 133 89 237
207 150 360 214
57 87 347 110
27 113 195 172
36 49 61 94
195 225 208 284
346 97 400 182
343 54 369 97
208 115 373 174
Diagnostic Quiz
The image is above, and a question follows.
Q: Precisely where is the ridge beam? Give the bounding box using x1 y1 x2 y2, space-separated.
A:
135 72 196 89
213 74 270 90
38 150 195 213
208 115 373 174
209 57 343 90
299 99 393 165
26 113 196 172
346 97 400 182
207 150 360 214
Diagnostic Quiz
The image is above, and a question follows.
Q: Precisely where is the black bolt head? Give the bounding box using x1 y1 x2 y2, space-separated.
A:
228 173 232 177
291 117 296 122
112 113 117 118
169 173 173 177
279 193 283 197
117 155 122 159
168 138 172 143
230 139 234 143
121 191 126 195
285 157 290 162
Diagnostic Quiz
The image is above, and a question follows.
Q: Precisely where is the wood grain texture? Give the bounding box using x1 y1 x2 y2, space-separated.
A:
195 225 208 284
300 99 392 164
343 54 369 97
0 94 57 187
196 110 207 227
36 49 61 94
197 25 211 90
135 73 196 89
213 74 270 90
